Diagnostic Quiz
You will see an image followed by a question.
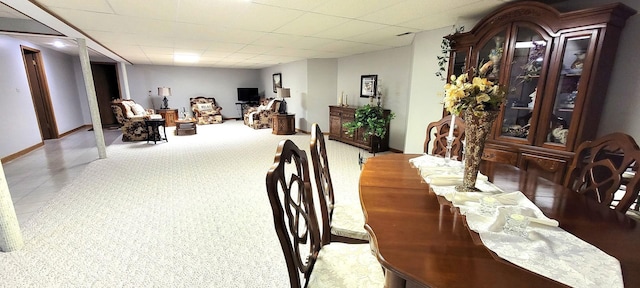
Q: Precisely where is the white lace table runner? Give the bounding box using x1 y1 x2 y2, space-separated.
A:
409 155 624 288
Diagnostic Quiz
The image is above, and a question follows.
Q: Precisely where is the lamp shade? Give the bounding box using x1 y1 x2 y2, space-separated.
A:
158 87 171 97
277 87 291 98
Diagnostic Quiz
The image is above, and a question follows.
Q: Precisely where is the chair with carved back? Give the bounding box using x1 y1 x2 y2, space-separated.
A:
563 132 640 213
266 139 384 288
424 115 466 159
310 123 369 245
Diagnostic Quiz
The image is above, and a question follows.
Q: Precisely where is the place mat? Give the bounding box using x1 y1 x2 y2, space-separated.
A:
409 154 488 186
429 185 623 287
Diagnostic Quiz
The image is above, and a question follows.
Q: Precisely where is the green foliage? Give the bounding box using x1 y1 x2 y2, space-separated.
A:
343 104 395 140
435 26 465 81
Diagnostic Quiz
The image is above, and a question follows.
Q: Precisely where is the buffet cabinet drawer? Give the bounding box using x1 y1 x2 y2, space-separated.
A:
519 153 568 184
482 148 518 166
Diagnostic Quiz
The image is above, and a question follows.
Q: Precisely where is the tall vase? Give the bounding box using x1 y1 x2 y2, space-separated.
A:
488 36 504 78
456 109 499 192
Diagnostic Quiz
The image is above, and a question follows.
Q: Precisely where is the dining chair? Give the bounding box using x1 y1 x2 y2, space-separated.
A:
265 139 384 288
424 115 466 159
563 132 640 213
310 123 369 245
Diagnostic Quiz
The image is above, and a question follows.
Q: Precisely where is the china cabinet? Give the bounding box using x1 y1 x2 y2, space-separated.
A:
446 1 636 183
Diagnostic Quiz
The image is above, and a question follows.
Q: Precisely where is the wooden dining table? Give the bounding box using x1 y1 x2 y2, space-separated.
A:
359 153 640 288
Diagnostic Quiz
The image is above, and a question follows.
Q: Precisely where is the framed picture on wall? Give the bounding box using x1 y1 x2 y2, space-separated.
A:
360 75 377 98
273 73 282 93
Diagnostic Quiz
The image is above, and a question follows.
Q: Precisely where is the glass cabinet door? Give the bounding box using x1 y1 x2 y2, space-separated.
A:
499 26 549 141
450 50 467 78
543 35 592 147
476 30 507 81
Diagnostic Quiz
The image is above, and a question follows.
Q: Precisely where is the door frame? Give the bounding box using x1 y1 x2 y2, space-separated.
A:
20 45 59 139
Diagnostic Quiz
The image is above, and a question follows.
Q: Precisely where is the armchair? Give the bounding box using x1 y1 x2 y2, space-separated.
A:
190 97 223 125
243 99 281 129
111 99 150 142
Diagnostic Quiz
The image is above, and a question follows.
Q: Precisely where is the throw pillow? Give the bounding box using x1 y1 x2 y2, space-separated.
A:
132 103 146 116
197 103 213 111
121 101 135 118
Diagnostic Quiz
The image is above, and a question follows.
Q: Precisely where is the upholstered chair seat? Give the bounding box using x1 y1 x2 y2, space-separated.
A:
111 99 151 142
307 243 384 287
190 97 223 124
330 203 369 240
243 99 281 129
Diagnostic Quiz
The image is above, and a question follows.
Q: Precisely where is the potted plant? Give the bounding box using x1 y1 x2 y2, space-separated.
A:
343 104 395 151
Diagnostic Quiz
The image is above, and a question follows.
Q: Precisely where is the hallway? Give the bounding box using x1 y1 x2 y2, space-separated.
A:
3 128 121 226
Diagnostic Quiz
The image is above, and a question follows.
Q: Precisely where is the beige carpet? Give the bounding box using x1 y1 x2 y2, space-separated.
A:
0 121 374 287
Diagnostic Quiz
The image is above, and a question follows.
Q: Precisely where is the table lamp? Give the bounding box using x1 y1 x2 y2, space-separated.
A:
277 87 290 114
158 87 171 109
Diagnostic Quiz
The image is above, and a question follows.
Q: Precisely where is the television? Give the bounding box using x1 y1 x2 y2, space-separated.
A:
237 88 260 103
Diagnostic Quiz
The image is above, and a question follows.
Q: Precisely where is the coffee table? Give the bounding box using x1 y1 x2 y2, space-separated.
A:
175 119 197 136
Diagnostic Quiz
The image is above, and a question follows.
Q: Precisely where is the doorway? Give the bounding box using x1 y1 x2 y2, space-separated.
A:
21 46 58 140
91 63 121 127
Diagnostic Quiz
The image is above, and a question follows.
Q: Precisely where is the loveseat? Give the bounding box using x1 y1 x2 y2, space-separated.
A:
111 99 152 142
190 97 223 125
243 99 282 129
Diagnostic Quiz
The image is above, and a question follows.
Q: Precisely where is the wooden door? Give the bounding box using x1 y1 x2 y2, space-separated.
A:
91 63 121 126
22 47 58 140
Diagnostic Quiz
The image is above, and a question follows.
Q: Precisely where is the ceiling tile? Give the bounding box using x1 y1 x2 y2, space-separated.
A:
311 0 403 19
225 4 306 32
274 13 349 36
17 0 512 67
251 0 324 11
107 0 178 19
37 0 114 13
256 33 333 50
313 20 388 40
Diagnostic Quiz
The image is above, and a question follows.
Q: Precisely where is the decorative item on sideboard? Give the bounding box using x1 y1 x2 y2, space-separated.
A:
158 87 171 109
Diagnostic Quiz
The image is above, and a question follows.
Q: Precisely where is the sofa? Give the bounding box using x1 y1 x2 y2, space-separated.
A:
190 96 223 125
243 99 282 129
111 99 152 142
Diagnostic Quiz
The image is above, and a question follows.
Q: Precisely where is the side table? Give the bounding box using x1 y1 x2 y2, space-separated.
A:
157 109 178 126
175 119 197 136
144 118 167 144
272 114 296 135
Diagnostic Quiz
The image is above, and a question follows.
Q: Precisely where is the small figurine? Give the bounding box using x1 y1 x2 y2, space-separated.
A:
528 88 537 108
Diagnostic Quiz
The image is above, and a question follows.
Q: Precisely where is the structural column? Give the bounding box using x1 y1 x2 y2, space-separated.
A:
77 38 106 159
0 163 24 252
118 62 131 100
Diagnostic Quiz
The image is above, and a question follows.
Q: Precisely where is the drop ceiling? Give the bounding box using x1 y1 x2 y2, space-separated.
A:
0 0 564 68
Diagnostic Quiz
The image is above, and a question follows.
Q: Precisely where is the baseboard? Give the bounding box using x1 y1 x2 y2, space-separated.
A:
59 124 92 138
2 124 92 164
388 147 403 153
296 128 309 134
1 142 44 164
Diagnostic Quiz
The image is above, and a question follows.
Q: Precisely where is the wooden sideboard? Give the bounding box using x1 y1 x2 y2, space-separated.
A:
272 114 296 135
328 105 390 153
157 109 178 127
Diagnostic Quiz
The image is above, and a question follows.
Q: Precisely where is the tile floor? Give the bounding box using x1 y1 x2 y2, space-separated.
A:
3 128 122 227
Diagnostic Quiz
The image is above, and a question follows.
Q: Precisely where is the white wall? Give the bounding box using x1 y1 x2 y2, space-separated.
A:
125 65 261 119
260 60 309 130
40 49 86 133
0 35 88 159
0 35 41 159
404 27 452 154
306 59 338 133
337 46 413 151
